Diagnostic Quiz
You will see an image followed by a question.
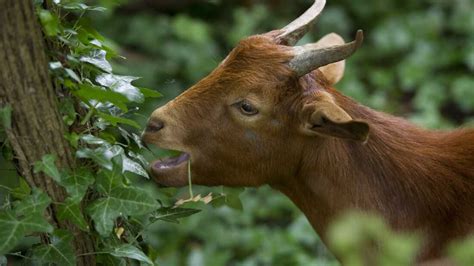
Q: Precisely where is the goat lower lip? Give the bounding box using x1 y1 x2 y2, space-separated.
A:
153 153 190 170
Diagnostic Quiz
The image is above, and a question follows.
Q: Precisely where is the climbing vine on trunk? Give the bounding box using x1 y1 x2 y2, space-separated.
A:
0 0 203 265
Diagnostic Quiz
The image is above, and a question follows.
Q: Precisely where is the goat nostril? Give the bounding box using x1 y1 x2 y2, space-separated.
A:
146 120 164 132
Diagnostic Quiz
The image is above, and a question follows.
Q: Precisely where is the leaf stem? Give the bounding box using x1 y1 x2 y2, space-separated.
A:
187 159 193 198
80 106 95 125
0 184 12 191
77 251 110 257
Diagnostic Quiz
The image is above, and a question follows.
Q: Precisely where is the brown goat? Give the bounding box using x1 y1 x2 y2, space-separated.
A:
142 0 474 264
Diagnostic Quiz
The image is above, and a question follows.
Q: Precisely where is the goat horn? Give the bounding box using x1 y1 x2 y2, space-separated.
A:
289 30 364 77
276 0 326 46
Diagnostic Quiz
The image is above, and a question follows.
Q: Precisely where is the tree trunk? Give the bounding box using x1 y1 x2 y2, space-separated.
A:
0 1 96 265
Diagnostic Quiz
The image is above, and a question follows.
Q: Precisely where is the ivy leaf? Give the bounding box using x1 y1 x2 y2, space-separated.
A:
110 187 157 212
58 169 94 200
149 207 201 224
95 168 123 195
122 156 149 178
74 84 129 111
57 198 89 231
80 134 108 146
87 187 158 236
0 211 27 255
33 154 62 182
38 10 60 36
20 210 54 234
130 133 145 149
64 68 81 83
80 50 112 73
0 105 12 130
76 146 118 170
0 190 53 254
61 3 106 12
0 211 53 254
96 74 144 103
139 87 162 98
211 187 244 210
58 98 76 126
64 132 80 148
98 112 140 129
33 230 76 266
128 150 148 166
11 178 31 200
86 197 117 236
14 188 51 215
109 244 154 265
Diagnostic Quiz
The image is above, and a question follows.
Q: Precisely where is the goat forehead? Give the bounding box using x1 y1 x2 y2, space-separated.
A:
225 36 293 67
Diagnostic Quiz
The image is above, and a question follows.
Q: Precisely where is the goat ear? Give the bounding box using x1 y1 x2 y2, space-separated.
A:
314 33 346 85
300 99 369 142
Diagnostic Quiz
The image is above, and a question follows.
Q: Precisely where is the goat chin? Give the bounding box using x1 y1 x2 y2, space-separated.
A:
150 153 190 187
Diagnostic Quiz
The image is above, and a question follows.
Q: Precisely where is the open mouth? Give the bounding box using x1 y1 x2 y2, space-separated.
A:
152 152 190 170
150 151 191 187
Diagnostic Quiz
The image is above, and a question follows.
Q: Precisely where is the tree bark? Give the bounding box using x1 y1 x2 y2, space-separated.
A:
0 1 96 265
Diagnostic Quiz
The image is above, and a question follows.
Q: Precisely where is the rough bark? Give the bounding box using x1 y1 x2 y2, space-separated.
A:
0 0 96 265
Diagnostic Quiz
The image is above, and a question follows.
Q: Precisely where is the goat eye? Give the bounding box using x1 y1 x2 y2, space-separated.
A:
239 101 258 115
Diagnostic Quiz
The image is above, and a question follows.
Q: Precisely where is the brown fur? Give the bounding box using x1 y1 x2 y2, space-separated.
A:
143 34 474 264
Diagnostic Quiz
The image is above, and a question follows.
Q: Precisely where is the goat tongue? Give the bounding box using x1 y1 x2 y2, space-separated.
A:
153 153 190 170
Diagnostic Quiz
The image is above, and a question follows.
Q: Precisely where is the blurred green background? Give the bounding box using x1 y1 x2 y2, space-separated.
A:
87 0 473 265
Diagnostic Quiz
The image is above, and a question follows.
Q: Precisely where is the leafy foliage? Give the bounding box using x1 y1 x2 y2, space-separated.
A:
0 0 211 264
33 230 76 265
0 189 53 255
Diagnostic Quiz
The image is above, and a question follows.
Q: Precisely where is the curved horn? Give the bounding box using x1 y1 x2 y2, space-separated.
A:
276 0 326 46
289 30 364 77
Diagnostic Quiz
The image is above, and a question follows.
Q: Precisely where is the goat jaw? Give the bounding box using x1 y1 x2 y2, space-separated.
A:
150 152 191 187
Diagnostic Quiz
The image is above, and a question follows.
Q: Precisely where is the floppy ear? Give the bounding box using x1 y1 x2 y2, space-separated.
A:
313 33 346 85
300 95 369 142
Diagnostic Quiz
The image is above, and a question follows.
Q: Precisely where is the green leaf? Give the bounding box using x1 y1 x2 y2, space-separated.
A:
49 61 62 70
33 230 76 266
109 244 154 265
64 68 81 83
110 187 157 212
0 105 12 130
14 188 51 216
0 211 27 255
58 168 94 201
74 84 129 111
58 98 76 126
80 50 112 73
95 168 123 195
76 146 118 170
0 190 53 254
150 207 201 224
57 198 89 231
98 112 140 129
96 74 144 103
122 156 149 178
211 187 244 210
87 187 158 236
61 3 106 12
33 154 62 182
139 87 162 98
64 132 80 148
80 134 108 145
128 150 148 166
87 197 118 236
38 9 60 37
11 178 31 200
